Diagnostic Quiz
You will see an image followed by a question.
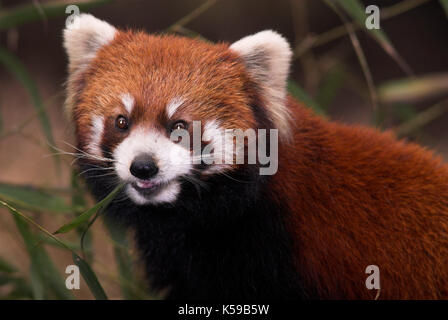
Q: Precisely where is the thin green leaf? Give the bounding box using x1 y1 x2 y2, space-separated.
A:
0 200 72 250
72 253 108 300
288 80 325 115
395 100 448 137
0 275 33 299
0 0 114 30
36 234 81 251
13 214 73 299
393 104 418 123
325 0 378 109
29 262 45 300
0 47 59 167
334 0 413 76
378 73 448 104
0 257 17 273
440 0 448 18
316 66 346 109
71 170 87 213
0 183 74 213
0 102 3 133
55 184 124 234
0 200 106 300
0 274 19 286
167 0 218 33
70 170 94 260
104 218 138 299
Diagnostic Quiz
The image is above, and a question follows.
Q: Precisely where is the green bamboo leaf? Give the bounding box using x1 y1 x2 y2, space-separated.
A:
288 80 325 115
0 200 73 299
29 262 45 300
55 184 124 234
72 253 108 300
378 73 448 104
395 100 448 137
0 103 3 133
0 0 114 30
36 234 82 251
12 214 73 300
0 47 58 162
316 66 346 108
71 170 94 260
0 183 74 213
71 170 87 213
2 277 34 299
104 218 138 299
0 200 106 300
334 0 412 75
393 104 418 123
0 274 19 286
0 273 34 299
0 257 17 273
0 200 72 250
440 0 448 18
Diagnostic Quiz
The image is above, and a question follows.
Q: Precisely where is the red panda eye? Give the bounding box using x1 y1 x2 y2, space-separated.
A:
171 121 187 132
115 115 129 130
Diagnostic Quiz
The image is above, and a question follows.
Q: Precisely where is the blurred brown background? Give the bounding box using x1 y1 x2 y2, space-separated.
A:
0 0 447 299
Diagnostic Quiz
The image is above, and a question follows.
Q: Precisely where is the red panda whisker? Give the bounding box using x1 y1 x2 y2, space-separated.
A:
48 147 114 164
182 175 209 190
60 141 117 163
214 171 253 184
87 172 118 179
78 166 115 177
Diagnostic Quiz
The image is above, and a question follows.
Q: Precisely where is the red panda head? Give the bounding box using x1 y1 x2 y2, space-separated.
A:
64 14 292 205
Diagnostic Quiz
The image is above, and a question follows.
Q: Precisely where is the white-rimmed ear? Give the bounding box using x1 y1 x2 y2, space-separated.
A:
63 14 117 117
230 30 292 139
63 13 117 73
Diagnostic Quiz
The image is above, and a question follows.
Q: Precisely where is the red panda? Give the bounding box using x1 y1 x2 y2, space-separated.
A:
63 14 448 299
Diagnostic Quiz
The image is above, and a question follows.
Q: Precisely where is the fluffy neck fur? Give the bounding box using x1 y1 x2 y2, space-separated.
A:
81 163 304 299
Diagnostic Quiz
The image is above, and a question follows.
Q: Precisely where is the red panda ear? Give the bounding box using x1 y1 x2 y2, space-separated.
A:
63 14 117 117
63 14 116 73
230 30 292 140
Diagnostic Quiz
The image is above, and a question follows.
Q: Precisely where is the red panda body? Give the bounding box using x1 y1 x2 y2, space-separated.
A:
279 99 448 299
63 14 448 299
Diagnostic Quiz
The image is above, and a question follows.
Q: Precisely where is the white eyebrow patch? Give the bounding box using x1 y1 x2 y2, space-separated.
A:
88 115 104 156
166 97 185 118
121 93 135 114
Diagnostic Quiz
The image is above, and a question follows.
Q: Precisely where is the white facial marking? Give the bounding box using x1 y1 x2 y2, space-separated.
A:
202 120 234 173
88 115 104 156
113 127 191 205
166 97 185 119
121 93 135 114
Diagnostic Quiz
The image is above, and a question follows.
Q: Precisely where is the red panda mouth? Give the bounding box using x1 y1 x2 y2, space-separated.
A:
131 179 161 195
136 180 157 189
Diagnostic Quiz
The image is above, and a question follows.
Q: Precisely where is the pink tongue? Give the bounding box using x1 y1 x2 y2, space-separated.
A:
137 180 155 189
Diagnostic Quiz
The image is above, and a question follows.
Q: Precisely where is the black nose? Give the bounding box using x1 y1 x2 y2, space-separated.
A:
130 154 159 180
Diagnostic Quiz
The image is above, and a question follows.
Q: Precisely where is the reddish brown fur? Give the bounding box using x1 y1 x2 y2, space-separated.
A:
274 97 448 299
